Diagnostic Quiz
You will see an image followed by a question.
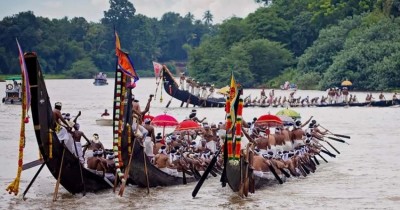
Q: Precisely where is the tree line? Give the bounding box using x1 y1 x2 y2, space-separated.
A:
1 0 400 90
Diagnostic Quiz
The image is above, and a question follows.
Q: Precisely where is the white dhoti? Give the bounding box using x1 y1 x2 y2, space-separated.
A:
275 145 283 153
131 123 148 139
56 127 75 155
144 137 154 158
282 141 293 151
84 149 94 165
206 140 217 153
293 140 304 149
259 145 276 156
253 170 272 179
159 167 179 177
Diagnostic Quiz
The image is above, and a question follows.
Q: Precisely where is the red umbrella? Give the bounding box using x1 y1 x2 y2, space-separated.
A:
255 114 283 127
143 114 154 122
151 113 179 139
175 120 201 131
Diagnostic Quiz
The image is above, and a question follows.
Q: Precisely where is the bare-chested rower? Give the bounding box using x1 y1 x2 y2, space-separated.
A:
71 123 91 164
154 146 175 174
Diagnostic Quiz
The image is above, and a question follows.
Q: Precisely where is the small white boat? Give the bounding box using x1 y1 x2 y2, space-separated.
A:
95 118 112 126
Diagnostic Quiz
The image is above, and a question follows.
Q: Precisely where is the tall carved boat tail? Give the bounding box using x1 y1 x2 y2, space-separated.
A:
26 52 111 194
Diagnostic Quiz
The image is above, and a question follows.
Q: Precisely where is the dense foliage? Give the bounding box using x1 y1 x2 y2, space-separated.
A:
0 0 211 78
1 0 400 90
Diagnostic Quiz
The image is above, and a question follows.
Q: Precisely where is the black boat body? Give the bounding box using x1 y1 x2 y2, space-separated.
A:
26 52 112 194
93 78 108 86
315 99 400 107
113 70 196 187
161 67 225 108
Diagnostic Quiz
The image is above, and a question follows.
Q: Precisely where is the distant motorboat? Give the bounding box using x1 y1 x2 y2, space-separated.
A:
280 81 297 91
93 72 108 86
2 77 22 105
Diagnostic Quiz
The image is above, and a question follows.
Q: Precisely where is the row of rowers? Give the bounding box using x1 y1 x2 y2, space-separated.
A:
52 102 116 181
246 116 336 178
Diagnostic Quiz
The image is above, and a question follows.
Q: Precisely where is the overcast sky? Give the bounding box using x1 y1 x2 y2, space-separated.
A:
0 0 262 23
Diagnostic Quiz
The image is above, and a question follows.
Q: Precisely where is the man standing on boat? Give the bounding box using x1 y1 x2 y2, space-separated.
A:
342 87 349 103
379 92 386 101
189 110 206 123
52 102 75 153
179 73 185 90
208 84 215 98
71 123 91 164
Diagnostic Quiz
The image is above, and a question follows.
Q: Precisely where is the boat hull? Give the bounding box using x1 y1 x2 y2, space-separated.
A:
162 67 225 108
95 118 113 126
25 52 112 194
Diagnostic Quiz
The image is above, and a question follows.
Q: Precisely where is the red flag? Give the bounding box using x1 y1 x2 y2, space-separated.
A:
115 30 139 82
153 61 162 78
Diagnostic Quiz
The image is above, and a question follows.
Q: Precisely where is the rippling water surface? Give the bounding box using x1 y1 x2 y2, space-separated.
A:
1 78 400 210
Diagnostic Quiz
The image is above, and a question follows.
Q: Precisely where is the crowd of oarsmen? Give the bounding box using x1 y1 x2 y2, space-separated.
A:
245 88 399 107
52 95 341 183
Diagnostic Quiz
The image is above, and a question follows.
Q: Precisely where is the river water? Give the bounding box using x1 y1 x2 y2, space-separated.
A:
1 78 400 210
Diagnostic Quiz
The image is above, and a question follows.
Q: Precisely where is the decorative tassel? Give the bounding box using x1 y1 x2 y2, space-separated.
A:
127 124 131 154
48 129 53 159
6 73 27 195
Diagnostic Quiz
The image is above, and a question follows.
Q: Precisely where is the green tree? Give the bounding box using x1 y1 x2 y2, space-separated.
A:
203 10 213 25
65 57 99 78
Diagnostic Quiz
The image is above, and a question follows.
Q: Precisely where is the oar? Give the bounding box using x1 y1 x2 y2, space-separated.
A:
182 169 187 185
73 140 86 196
319 124 351 139
332 133 350 139
268 161 283 184
313 156 320 165
22 162 46 200
192 147 222 198
53 146 66 202
142 147 150 194
327 136 349 144
322 139 340 154
317 153 328 163
321 149 336 158
22 159 44 170
118 138 136 196
279 168 291 178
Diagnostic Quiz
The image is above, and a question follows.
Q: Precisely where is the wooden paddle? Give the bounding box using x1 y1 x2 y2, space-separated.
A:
321 149 336 158
319 124 351 139
327 136 349 144
22 159 45 170
118 137 137 197
313 156 320 165
53 146 66 202
142 146 150 194
323 139 340 154
22 162 46 200
268 161 283 184
317 153 328 163
192 147 222 198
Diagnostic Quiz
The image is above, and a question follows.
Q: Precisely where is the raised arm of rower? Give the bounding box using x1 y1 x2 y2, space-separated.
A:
242 128 255 143
301 116 313 128
73 111 81 123
141 95 154 116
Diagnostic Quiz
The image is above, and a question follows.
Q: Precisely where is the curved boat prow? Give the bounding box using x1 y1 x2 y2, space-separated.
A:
25 52 112 194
